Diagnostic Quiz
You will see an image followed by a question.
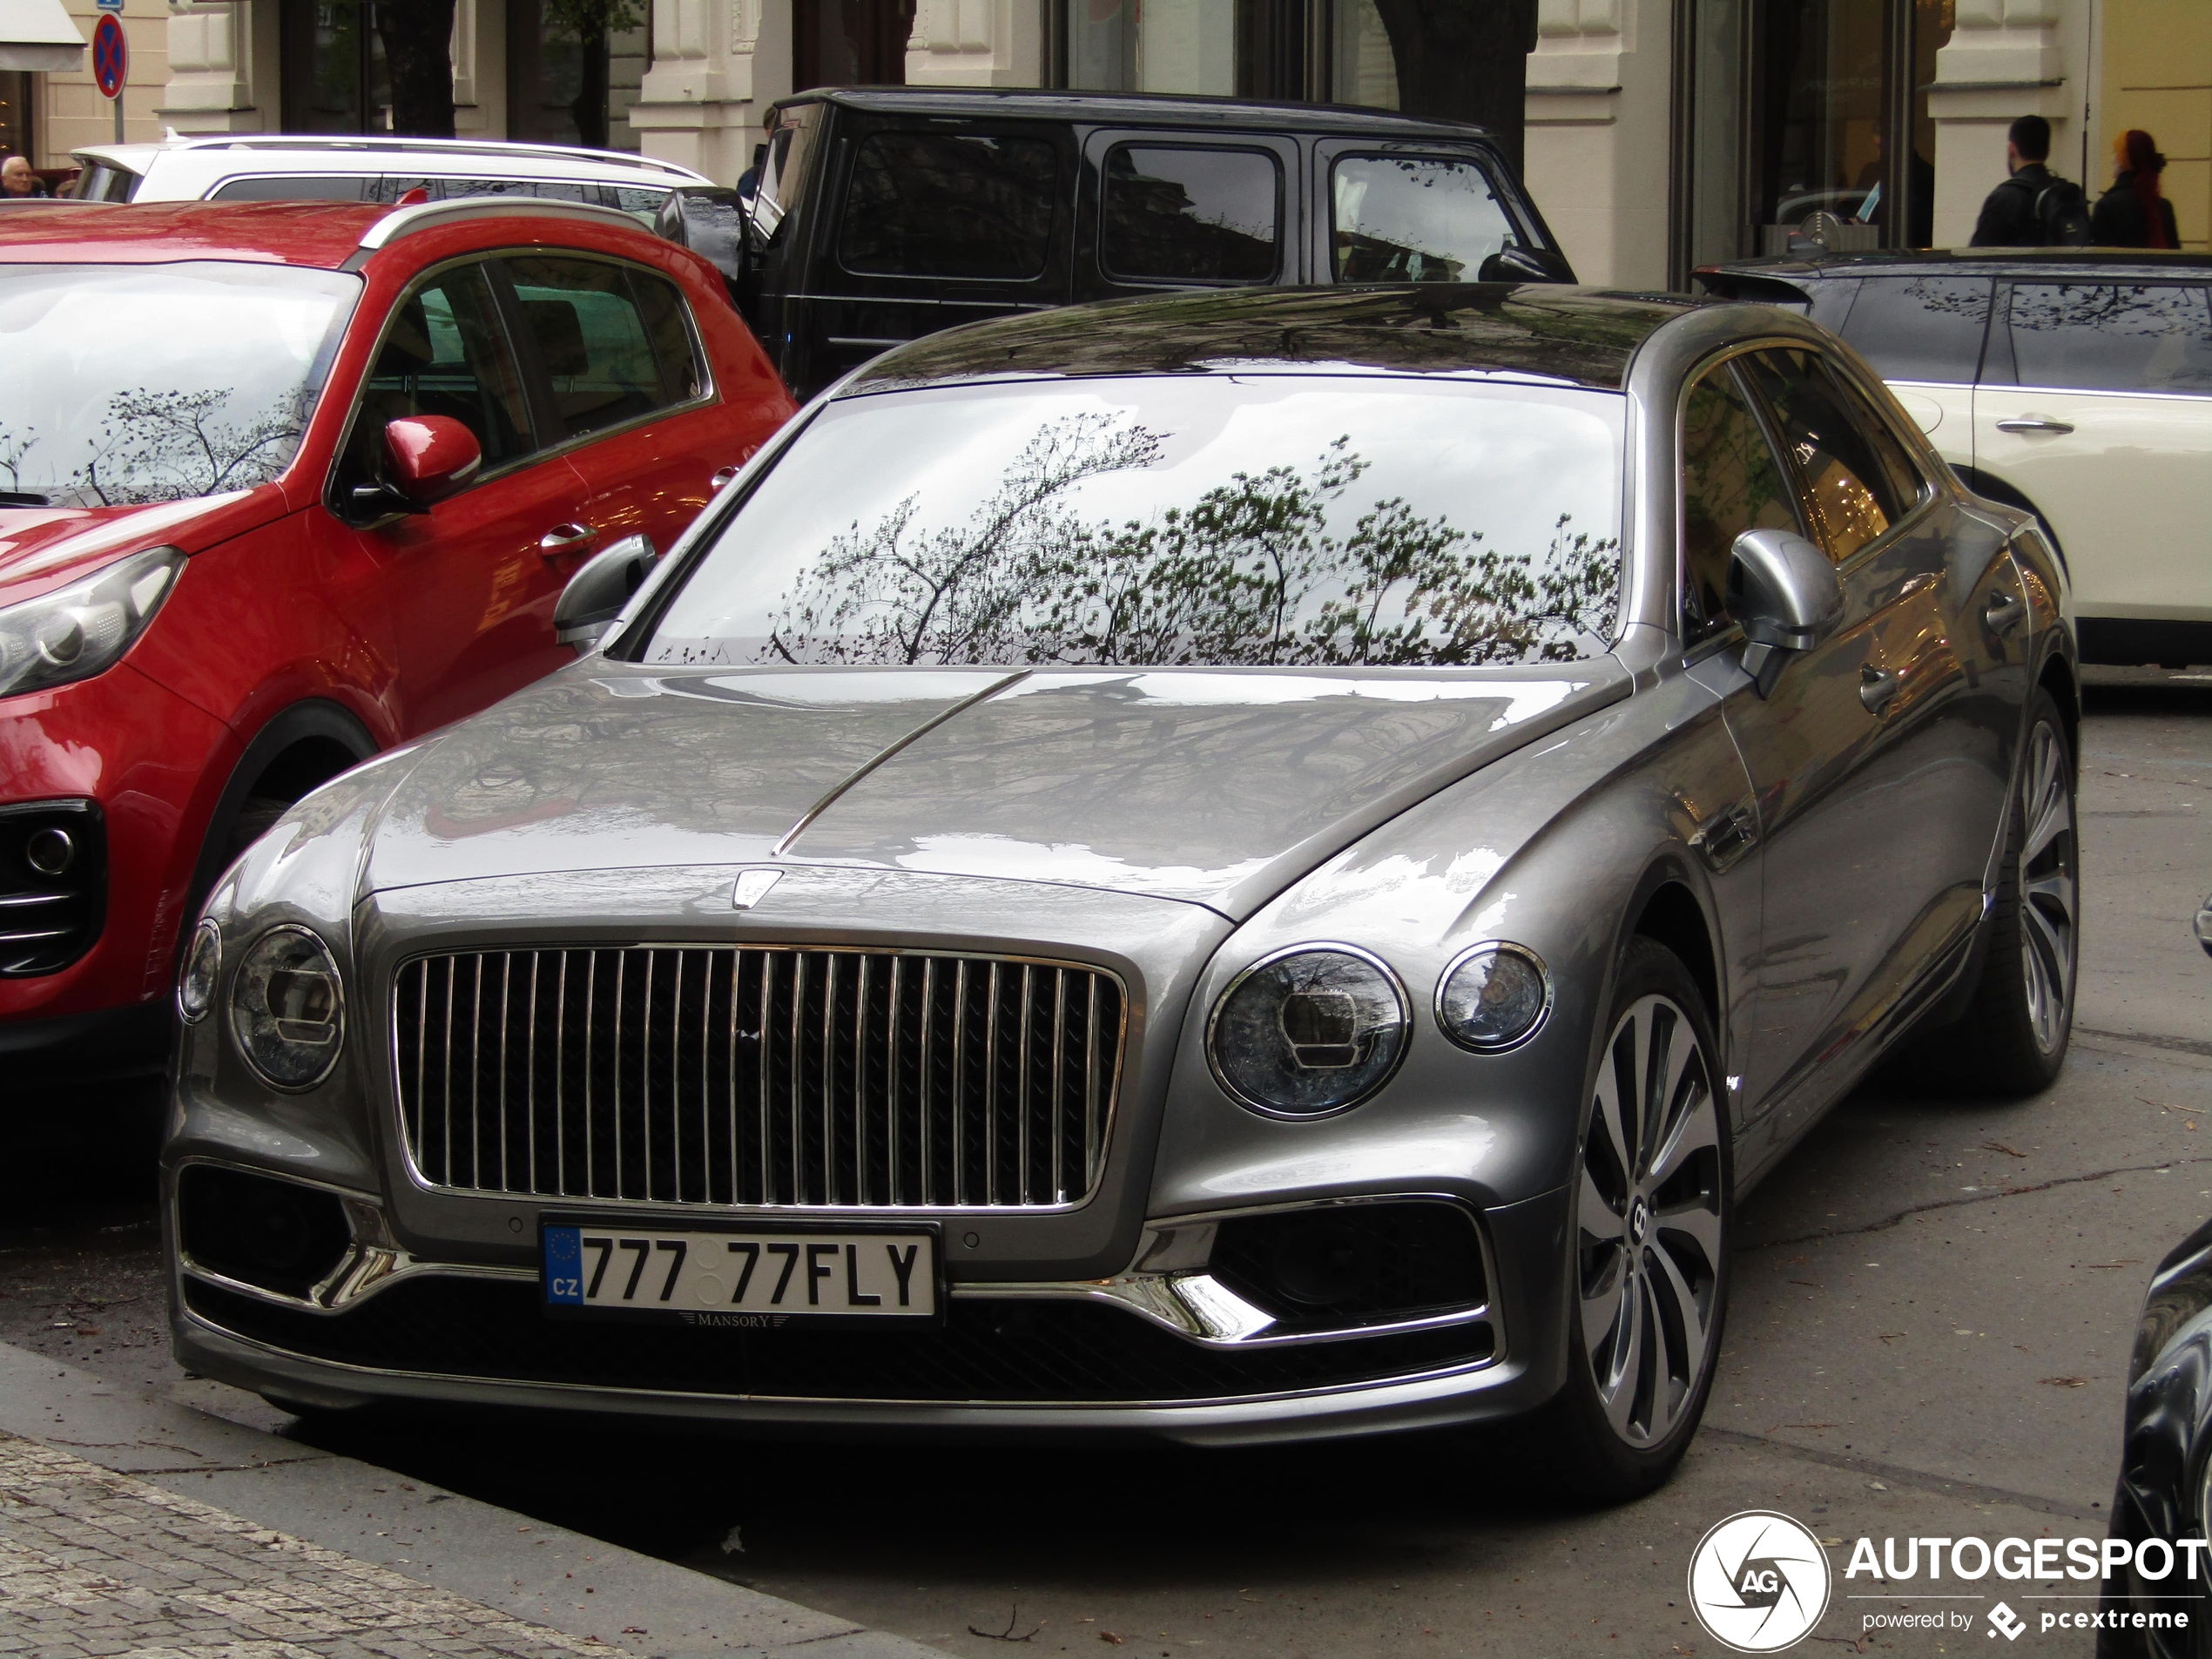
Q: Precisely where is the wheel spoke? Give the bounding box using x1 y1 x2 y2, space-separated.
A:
1580 1163 1625 1242
1581 1250 1626 1358
1647 1237 1711 1386
1656 1199 1723 1271
1649 1012 1698 1173
1596 1265 1645 1436
1647 1076 1716 1189
1592 1055 1634 1191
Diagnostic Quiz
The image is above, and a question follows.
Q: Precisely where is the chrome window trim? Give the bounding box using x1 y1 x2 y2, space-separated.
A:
383 940 1131 1214
1996 382 2212 405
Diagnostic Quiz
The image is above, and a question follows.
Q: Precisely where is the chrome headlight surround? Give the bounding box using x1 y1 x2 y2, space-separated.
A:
0 546 183 699
227 923 345 1090
177 918 221 1023
1433 941 1553 1054
1206 943 1411 1120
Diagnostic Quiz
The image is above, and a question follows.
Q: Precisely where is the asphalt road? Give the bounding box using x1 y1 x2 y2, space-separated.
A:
5 665 2207 1657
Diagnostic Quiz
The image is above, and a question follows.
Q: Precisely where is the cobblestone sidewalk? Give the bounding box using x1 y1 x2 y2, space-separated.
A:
0 1433 616 1659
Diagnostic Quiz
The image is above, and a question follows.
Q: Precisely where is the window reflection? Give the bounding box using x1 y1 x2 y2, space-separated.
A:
651 379 1625 669
2007 284 2212 395
1680 366 1801 641
1332 156 1515 283
1738 348 1901 562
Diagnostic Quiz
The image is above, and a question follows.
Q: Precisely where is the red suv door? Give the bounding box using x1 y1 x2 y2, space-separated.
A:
501 252 750 558
329 257 594 733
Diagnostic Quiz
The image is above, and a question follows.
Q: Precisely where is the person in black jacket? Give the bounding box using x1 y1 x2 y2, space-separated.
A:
1971 115 2090 246
2092 129 2181 249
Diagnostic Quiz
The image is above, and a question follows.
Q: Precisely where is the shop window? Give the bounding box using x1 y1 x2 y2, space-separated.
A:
1102 145 1278 283
507 256 694 437
794 0 915 90
507 0 648 151
1836 276 1992 385
839 130 1058 280
2006 284 2212 396
1331 0 1398 109
1332 155 1514 282
280 0 390 134
0 71 30 166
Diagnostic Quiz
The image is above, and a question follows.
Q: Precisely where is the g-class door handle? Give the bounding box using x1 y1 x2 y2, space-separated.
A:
711 466 740 490
1859 664 1899 713
1984 590 2026 633
1994 415 2075 435
538 523 597 556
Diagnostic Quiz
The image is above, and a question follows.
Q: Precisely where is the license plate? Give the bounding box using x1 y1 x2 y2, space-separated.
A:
541 1222 939 1325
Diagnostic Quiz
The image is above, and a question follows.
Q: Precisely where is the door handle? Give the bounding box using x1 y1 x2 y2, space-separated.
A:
1993 415 2075 435
710 466 740 490
1858 664 1899 714
538 523 597 556
1984 590 2026 633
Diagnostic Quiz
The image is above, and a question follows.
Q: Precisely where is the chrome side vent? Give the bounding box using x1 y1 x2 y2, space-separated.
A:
393 947 1123 1209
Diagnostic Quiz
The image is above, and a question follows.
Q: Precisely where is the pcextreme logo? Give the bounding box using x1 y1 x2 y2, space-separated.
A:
1687 1511 1834 1652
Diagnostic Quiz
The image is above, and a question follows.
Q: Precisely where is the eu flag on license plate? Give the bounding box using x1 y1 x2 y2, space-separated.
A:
543 1225 583 1305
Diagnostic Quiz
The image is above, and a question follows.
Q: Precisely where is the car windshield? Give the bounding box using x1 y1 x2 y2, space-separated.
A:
0 261 359 507
647 375 1625 670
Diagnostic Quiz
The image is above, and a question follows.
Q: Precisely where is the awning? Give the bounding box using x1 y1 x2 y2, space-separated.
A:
0 0 85 72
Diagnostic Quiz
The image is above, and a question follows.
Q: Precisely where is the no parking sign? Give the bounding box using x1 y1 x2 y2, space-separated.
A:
91 15 125 141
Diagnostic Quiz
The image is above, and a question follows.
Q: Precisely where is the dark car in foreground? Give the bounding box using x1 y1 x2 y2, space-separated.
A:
165 283 2073 1501
0 199 794 1081
2105 896 2212 1653
657 86 1573 397
1697 249 2212 669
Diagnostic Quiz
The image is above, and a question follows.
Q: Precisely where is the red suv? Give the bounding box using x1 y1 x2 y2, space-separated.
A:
0 198 797 1079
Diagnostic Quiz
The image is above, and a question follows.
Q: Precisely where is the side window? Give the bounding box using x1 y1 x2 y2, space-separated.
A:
340 261 533 495
1102 145 1279 284
430 178 594 205
210 175 374 202
1838 276 1993 384
1827 368 1930 515
1737 347 1905 563
506 256 694 439
1330 154 1514 283
838 130 1058 280
1680 362 1803 643
2006 283 2212 395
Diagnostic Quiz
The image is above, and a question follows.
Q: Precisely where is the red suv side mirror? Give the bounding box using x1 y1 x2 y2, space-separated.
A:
382 416 482 508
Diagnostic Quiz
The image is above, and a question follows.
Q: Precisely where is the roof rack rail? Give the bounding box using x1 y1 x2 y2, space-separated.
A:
165 134 706 179
344 197 651 267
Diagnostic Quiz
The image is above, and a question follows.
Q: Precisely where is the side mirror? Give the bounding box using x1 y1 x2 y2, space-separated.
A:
554 533 658 653
1729 528 1843 697
382 415 482 508
655 185 752 301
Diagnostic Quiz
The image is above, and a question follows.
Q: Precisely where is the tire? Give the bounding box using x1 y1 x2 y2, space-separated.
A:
1533 936 1733 1503
1919 688 2079 1097
223 794 295 864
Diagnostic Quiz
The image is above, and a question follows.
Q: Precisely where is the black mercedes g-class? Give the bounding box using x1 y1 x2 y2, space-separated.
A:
661 86 1573 397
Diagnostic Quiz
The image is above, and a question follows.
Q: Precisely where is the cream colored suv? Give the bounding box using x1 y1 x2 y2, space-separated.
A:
1698 250 2212 668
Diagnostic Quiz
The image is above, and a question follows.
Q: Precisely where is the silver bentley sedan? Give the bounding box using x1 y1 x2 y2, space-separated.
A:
165 285 2078 1500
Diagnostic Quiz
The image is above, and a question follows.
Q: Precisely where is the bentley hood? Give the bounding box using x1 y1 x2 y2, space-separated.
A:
359 659 1628 920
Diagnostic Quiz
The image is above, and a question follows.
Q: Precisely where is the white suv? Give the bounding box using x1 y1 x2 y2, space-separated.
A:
69 135 709 229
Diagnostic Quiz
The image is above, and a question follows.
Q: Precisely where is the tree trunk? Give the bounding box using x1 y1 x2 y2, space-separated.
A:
377 0 457 138
570 26 609 148
1369 0 1539 178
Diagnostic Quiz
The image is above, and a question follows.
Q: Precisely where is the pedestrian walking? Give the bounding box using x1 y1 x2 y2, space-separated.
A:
2092 128 2180 249
1970 114 2091 247
1 156 49 199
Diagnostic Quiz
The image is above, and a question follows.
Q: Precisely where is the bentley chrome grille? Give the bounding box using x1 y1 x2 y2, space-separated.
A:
392 948 1124 1208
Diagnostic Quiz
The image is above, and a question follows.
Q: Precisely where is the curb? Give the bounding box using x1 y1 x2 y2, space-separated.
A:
0 1338 954 1659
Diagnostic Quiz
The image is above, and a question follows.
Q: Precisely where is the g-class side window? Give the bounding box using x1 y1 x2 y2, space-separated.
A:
1102 145 1280 284
838 130 1058 280
1330 154 1514 283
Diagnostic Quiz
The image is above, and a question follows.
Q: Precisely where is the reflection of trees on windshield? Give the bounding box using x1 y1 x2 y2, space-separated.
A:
0 386 309 507
755 414 1618 668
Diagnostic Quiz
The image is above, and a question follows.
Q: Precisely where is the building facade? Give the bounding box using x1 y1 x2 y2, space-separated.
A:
2 0 2203 282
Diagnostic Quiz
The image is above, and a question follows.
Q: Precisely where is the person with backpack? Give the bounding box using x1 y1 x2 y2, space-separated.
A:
2091 129 2180 249
1970 114 2092 247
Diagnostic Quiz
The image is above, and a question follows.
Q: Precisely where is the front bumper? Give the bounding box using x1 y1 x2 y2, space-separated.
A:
166 1169 1572 1447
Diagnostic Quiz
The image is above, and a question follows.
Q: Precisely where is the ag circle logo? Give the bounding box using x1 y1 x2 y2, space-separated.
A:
1687 1510 1832 1652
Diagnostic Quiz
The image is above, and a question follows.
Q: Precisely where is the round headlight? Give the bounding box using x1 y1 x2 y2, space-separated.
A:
229 925 345 1089
1435 942 1551 1052
177 920 221 1024
1208 946 1408 1117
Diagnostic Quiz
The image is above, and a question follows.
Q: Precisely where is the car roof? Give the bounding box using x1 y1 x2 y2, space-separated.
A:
772 84 1503 144
840 284 1697 397
71 135 709 190
1701 247 2212 284
0 197 653 269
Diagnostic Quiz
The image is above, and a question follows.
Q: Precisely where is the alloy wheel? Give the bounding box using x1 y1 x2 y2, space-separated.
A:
2018 720 2077 1055
1576 993 1725 1447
